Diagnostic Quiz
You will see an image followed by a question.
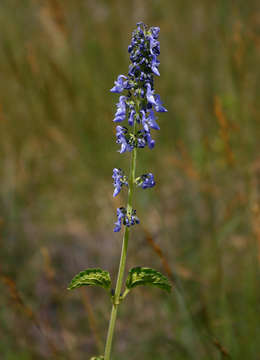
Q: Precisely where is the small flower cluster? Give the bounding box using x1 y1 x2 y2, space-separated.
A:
114 207 140 233
111 22 166 232
135 173 155 189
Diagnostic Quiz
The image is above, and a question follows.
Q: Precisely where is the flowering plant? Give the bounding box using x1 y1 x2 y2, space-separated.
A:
68 22 171 360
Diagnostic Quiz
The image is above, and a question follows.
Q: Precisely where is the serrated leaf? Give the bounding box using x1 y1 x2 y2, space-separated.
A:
68 268 111 291
90 356 104 360
126 267 171 293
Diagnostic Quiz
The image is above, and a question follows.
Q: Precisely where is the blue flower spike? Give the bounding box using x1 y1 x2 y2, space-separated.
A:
106 22 169 360
111 22 167 161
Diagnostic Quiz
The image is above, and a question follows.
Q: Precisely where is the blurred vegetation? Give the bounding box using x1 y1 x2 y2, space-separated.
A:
0 0 259 359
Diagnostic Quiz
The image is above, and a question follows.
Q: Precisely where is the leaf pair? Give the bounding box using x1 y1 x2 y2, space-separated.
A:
68 267 171 294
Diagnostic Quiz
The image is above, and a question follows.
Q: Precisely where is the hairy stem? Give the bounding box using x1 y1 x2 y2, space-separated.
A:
104 128 137 360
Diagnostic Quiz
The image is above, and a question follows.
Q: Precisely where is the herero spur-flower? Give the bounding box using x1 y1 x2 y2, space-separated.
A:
68 22 171 360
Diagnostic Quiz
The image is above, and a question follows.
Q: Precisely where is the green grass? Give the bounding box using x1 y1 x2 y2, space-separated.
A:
0 0 259 359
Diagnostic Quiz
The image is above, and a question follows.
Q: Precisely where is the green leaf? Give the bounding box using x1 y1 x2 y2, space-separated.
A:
90 356 104 360
68 268 111 291
126 267 171 293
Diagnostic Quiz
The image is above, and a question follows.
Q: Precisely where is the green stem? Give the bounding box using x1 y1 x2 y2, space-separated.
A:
104 131 137 360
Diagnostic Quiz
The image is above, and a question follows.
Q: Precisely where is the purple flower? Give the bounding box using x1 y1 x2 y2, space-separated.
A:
128 109 135 126
112 168 128 197
128 63 141 78
146 83 167 112
136 132 146 148
150 54 160 76
146 83 157 106
114 207 126 232
147 110 160 130
136 173 155 189
151 26 160 39
116 126 133 153
111 75 128 93
113 207 139 232
149 37 160 56
136 129 155 149
153 94 167 112
144 130 155 149
141 109 160 132
113 96 127 123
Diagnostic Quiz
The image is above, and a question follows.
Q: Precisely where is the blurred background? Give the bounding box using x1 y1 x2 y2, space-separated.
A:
0 0 259 359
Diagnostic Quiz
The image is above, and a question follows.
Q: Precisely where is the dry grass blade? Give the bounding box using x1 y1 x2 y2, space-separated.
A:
0 269 63 359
